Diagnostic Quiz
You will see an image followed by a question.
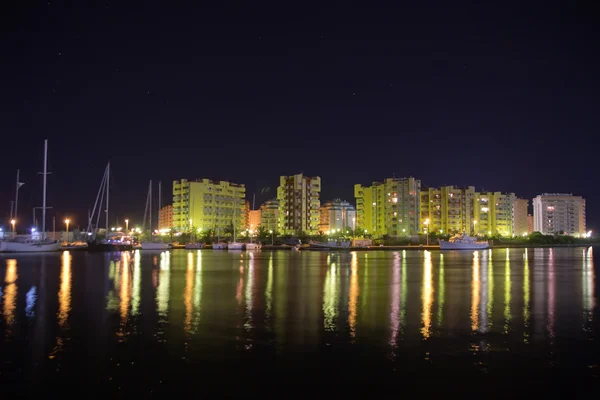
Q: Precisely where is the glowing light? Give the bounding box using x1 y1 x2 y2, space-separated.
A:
157 251 171 317
471 251 480 331
349 252 359 340
389 252 400 348
131 250 141 316
421 251 433 339
323 262 339 331
184 252 194 333
3 259 18 327
58 251 72 328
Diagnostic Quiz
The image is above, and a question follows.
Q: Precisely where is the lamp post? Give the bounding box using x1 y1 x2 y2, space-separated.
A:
270 229 274 246
65 219 70 243
11 219 15 237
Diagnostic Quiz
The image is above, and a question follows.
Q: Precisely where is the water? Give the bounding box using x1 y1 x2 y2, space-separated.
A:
0 248 598 396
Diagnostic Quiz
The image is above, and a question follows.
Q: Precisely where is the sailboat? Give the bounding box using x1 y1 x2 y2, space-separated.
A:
228 198 244 251
140 180 172 251
0 140 61 253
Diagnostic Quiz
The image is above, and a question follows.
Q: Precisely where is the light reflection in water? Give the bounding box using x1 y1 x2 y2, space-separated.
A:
582 247 595 331
487 249 494 329
119 252 131 327
388 252 400 347
547 249 555 340
245 251 255 331
523 249 530 342
437 253 445 326
236 258 244 305
480 251 488 333
131 250 142 316
401 251 407 328
25 286 37 319
421 251 433 339
471 251 480 331
504 248 511 333
157 251 171 318
265 254 273 321
184 252 194 333
3 259 18 328
349 252 359 340
323 262 339 331
192 250 203 330
58 251 72 328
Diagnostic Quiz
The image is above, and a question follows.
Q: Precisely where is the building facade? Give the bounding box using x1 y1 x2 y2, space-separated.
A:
248 209 261 230
527 214 534 234
318 199 356 233
172 178 246 234
420 186 476 235
277 174 321 235
513 198 529 236
532 193 586 236
158 205 173 230
473 191 516 236
260 199 280 232
355 177 421 237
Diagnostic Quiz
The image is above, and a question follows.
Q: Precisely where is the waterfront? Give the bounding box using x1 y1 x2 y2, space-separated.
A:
0 247 598 395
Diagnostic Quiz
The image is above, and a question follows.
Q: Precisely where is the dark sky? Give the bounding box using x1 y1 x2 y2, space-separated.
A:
1 1 598 232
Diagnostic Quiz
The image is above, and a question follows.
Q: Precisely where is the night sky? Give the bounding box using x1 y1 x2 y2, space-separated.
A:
1 2 598 232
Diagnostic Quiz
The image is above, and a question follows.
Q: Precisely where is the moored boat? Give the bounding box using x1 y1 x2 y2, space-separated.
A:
185 242 204 249
140 241 172 250
439 233 489 250
245 242 260 251
1 235 61 253
212 242 228 250
307 239 352 250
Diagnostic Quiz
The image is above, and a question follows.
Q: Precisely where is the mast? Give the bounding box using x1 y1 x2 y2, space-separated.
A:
14 169 21 224
149 180 153 238
158 180 161 229
105 161 110 233
41 140 48 239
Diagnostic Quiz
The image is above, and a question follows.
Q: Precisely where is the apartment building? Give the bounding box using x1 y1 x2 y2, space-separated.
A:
420 186 476 234
277 174 321 235
319 199 356 233
260 199 280 232
473 191 516 236
513 198 529 236
532 193 586 236
158 205 173 230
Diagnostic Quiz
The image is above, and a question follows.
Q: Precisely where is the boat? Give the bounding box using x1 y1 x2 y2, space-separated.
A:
307 239 352 250
227 199 245 250
139 180 171 251
212 242 228 250
60 241 89 250
1 140 60 253
228 242 244 251
245 242 260 251
439 232 489 250
185 242 204 249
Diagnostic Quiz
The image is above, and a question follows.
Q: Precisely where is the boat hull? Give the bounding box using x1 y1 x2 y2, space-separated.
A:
140 242 172 250
228 242 244 251
439 241 489 250
245 243 260 251
212 243 228 250
0 241 61 253
185 242 204 249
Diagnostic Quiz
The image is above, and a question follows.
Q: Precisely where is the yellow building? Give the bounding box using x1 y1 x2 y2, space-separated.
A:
420 186 476 234
260 199 280 232
473 191 516 236
158 205 173 230
172 178 246 234
248 209 261 230
513 198 529 236
354 177 421 237
277 174 321 235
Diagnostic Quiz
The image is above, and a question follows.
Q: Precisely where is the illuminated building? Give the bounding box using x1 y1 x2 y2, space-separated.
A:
473 191 516 236
277 174 321 235
532 193 586 236
259 199 280 231
319 199 356 233
527 214 533 234
420 186 476 234
512 198 529 236
158 205 173 230
354 177 421 237
248 209 261 230
172 178 246 233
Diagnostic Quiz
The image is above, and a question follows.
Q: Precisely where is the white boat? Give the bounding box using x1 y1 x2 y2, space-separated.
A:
140 242 172 250
0 140 60 253
212 242 228 250
228 242 244 250
1 235 61 253
308 240 351 250
245 242 260 251
439 233 489 250
185 242 204 249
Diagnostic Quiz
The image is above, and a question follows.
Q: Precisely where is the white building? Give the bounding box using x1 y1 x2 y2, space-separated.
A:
532 193 586 236
319 199 356 233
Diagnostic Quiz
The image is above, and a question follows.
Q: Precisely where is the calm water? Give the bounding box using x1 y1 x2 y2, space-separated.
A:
0 248 598 396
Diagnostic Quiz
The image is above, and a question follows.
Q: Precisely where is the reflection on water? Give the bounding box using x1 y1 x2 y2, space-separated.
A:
3 259 18 329
0 248 598 392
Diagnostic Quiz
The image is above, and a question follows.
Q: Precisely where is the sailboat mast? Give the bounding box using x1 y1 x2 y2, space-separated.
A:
149 180 153 237
158 180 161 228
14 169 20 224
105 161 110 233
41 140 47 239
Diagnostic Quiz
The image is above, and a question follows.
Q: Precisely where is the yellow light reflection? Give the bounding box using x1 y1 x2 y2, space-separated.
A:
3 259 18 327
323 263 339 331
349 252 359 340
265 254 273 321
503 249 511 333
132 250 141 316
119 252 131 326
437 253 445 326
58 251 72 328
244 251 255 331
421 251 433 339
401 251 407 328
389 252 400 347
523 249 530 342
193 250 203 330
487 249 494 329
547 248 555 340
471 251 480 331
157 251 171 317
184 252 194 333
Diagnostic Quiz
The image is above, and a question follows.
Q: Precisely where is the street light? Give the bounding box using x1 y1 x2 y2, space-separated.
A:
424 218 430 246
125 219 129 232
269 229 274 246
65 219 70 243
10 219 15 236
